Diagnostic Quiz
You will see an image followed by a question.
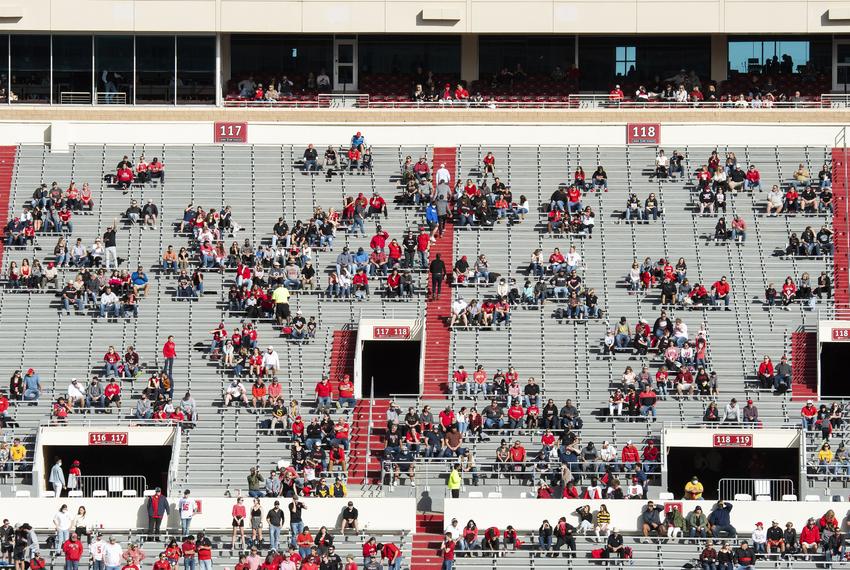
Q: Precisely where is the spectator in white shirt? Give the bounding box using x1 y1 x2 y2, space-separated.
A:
103 536 123 570
90 533 107 570
723 398 741 423
262 347 280 376
566 246 582 273
53 505 72 547
436 163 451 185
67 378 85 408
99 287 120 318
223 380 248 407
444 518 461 542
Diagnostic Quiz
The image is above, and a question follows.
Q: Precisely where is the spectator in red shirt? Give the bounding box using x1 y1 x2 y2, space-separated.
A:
338 375 355 409
609 85 625 101
162 336 176 380
711 276 731 310
758 356 775 389
104 378 121 409
315 376 333 411
454 84 469 101
62 533 84 570
801 400 818 431
416 229 430 269
440 533 456 570
361 537 378 567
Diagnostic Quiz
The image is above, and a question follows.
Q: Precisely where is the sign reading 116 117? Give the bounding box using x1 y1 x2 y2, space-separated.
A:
626 123 661 145
215 122 248 143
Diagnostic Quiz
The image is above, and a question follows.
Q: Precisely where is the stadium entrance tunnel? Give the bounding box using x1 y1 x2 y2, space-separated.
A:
819 341 850 397
38 427 179 496
361 340 421 398
43 444 172 495
664 428 800 500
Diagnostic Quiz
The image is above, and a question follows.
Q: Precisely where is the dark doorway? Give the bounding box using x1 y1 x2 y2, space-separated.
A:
667 447 798 500
43 445 172 495
820 342 850 397
361 340 421 397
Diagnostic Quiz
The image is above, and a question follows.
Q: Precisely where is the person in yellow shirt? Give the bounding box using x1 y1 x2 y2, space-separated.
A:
684 476 704 500
9 438 25 463
447 464 461 499
819 442 835 474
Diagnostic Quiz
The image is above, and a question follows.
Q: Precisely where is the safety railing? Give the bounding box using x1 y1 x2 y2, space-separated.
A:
717 477 794 501
221 93 847 110
75 475 148 497
59 92 92 105
95 92 128 105
380 457 662 492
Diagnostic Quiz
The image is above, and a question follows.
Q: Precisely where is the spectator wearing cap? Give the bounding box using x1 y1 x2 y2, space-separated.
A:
774 355 792 392
266 500 284 551
103 536 122 570
801 399 818 431
62 532 84 570
146 487 170 539
766 520 785 555
90 532 107 570
686 506 708 539
340 501 359 535
122 543 145 566
23 368 41 400
751 522 767 554
800 517 821 556
742 399 759 424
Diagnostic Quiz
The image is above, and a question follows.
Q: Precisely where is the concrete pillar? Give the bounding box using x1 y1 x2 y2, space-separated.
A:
461 34 479 83
711 34 728 83
219 33 231 104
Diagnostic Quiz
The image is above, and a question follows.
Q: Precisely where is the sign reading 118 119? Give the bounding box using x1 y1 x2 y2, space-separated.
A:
215 122 248 143
626 123 661 145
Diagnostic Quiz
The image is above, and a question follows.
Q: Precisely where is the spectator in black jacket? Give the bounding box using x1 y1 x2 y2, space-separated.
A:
303 144 319 172
734 541 755 569
606 528 625 558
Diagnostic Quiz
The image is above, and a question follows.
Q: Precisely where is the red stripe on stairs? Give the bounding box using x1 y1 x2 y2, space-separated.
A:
348 399 389 485
412 512 445 570
0 146 17 267
423 147 457 399
833 148 849 307
791 331 818 401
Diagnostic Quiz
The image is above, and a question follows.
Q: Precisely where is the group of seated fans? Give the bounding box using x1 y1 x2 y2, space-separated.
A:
444 505 850 565
764 272 831 310
301 134 374 178
113 154 165 191
624 257 732 311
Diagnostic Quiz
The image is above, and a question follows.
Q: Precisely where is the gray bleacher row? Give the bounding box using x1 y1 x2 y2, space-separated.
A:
0 143 835 505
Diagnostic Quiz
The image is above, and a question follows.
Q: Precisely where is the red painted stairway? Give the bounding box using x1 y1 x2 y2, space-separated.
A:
423 147 457 399
791 330 818 401
412 512 445 570
832 148 849 307
0 146 17 267
348 398 389 485
328 329 357 381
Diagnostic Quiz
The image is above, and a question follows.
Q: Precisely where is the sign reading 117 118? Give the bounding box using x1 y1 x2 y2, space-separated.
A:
215 122 248 143
626 123 661 145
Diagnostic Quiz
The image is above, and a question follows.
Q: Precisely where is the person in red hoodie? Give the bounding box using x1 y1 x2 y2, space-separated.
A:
621 440 641 470
483 527 500 552
642 440 659 473
116 166 134 192
368 193 387 219
800 517 821 556
104 379 121 410
62 533 84 570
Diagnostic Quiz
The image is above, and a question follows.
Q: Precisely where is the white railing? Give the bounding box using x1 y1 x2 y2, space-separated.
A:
95 92 128 105
221 93 849 110
76 475 148 497
59 92 92 105
718 477 795 501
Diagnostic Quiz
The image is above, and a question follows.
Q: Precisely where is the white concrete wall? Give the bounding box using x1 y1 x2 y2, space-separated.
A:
0 0 847 33
664 427 800 448
38 426 176 447
444 498 847 533
5 120 847 149
0 497 416 532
